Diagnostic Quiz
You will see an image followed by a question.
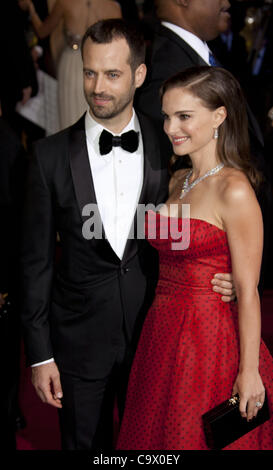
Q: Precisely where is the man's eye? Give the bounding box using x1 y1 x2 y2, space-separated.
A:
108 73 119 79
84 71 94 78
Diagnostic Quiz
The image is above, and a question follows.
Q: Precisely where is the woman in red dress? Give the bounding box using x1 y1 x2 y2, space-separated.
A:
117 66 273 450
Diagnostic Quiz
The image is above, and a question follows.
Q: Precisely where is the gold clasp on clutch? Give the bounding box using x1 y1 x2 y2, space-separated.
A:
229 396 240 406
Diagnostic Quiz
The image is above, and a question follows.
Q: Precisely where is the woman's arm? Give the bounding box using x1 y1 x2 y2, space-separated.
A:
221 174 265 421
18 0 64 39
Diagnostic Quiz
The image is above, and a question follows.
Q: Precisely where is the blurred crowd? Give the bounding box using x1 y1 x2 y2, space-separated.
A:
1 1 273 146
0 0 273 449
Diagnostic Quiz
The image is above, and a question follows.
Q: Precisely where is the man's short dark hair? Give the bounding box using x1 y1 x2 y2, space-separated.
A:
81 19 146 72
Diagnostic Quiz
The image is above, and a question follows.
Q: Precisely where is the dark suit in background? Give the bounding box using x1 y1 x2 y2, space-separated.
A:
21 112 169 449
136 23 208 159
209 30 248 83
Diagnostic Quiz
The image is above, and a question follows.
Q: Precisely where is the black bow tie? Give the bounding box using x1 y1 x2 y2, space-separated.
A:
99 129 139 155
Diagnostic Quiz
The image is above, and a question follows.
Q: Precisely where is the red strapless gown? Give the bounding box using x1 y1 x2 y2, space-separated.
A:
117 211 273 450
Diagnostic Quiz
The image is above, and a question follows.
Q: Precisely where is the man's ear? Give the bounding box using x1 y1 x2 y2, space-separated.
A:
135 63 147 89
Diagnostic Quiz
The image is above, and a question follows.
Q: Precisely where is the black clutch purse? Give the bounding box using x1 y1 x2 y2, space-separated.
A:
202 393 270 449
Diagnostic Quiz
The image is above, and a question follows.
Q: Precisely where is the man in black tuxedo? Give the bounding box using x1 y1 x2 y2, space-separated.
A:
21 19 234 451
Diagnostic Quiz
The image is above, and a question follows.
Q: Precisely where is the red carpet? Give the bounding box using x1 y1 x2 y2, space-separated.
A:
16 290 273 450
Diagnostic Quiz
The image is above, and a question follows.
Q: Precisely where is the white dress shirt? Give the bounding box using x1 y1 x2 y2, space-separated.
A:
162 21 211 65
32 109 144 367
85 109 144 259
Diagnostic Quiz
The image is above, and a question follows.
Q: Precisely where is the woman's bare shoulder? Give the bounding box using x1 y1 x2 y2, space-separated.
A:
217 168 263 242
218 167 257 207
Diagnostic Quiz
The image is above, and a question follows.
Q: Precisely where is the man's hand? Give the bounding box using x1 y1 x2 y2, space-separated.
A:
31 362 63 408
211 273 236 302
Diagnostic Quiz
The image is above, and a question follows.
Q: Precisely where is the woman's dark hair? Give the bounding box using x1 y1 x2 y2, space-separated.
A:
81 19 146 73
160 66 262 191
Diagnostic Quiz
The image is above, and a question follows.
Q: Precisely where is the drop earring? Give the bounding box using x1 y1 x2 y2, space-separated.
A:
213 128 219 139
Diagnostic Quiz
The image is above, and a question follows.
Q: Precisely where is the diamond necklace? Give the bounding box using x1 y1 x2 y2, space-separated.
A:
179 163 224 199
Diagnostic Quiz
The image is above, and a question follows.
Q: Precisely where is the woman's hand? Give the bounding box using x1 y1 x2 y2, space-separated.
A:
232 371 265 421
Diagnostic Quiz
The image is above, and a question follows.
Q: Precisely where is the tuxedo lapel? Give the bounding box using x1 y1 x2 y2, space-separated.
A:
69 113 121 264
137 113 163 206
69 114 97 219
121 112 162 264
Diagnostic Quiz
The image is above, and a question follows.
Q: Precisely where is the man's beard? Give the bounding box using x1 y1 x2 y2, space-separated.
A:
85 86 135 120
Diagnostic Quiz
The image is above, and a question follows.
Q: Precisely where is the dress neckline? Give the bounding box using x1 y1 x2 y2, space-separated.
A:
150 211 227 235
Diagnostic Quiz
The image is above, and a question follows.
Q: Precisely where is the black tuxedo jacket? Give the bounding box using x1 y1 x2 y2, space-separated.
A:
21 112 169 380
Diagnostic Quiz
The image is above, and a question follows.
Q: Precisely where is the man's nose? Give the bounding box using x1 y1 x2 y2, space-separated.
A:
93 75 105 94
